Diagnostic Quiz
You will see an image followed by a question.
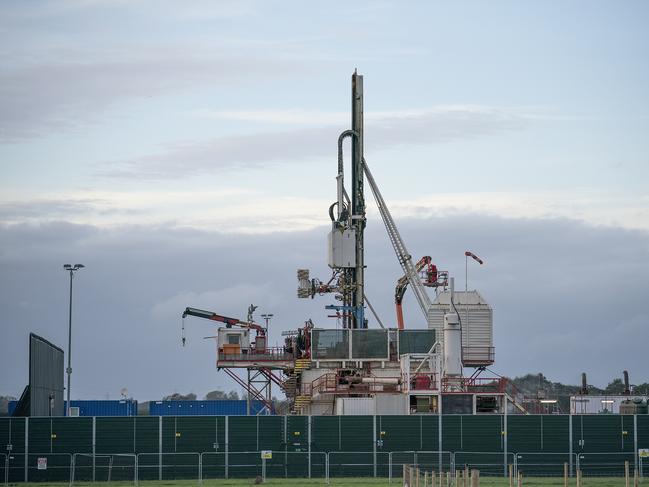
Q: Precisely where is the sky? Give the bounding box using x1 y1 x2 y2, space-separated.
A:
1 1 648 401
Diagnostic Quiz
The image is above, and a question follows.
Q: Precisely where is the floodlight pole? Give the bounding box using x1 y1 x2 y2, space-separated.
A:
63 264 84 416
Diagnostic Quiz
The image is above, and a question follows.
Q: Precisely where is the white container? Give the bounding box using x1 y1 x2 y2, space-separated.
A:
328 227 356 268
429 290 493 366
335 397 375 415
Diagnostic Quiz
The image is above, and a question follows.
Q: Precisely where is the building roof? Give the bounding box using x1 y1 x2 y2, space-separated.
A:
431 290 490 306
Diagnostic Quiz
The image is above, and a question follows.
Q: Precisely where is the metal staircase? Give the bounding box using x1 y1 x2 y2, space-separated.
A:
285 358 311 414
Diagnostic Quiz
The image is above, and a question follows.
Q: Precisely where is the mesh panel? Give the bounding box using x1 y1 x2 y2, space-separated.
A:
398 329 436 354
351 330 389 359
311 329 349 360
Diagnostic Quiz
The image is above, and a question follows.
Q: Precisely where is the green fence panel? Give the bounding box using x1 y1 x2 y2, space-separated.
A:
420 415 440 452
228 416 258 452
51 417 92 454
285 416 308 453
134 416 159 453
638 415 649 450
508 415 542 452
311 416 339 452
96 417 135 454
0 417 26 453
540 414 569 452
161 416 177 453
460 415 503 452
579 415 624 453
175 416 215 453
258 416 283 451
26 418 52 454
378 415 422 452
441 414 462 452
340 415 373 452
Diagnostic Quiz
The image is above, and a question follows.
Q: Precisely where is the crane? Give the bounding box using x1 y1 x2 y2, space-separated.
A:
181 307 266 336
395 256 447 329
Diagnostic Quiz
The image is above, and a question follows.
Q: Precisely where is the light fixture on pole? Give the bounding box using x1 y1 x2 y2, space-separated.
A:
261 313 274 335
63 263 85 417
464 251 484 292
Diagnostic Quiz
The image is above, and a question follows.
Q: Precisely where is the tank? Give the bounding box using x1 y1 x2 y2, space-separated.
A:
443 312 462 377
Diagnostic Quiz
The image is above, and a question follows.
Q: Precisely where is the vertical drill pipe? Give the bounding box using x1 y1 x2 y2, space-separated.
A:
351 71 365 328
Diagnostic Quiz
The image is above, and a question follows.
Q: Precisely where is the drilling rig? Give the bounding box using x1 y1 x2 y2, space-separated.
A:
183 71 520 416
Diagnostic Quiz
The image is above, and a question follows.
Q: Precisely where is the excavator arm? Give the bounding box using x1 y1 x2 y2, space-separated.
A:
395 257 445 329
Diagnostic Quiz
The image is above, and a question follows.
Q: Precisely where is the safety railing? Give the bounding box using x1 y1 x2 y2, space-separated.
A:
136 452 199 482
327 451 376 478
218 347 294 362
71 453 137 486
515 452 578 477
201 451 328 482
3 449 646 483
576 452 637 477
1 453 7 487
10 453 74 483
386 451 454 482
454 451 515 477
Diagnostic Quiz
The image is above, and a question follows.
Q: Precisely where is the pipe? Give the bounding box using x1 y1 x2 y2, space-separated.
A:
581 373 588 395
336 130 357 221
623 370 630 395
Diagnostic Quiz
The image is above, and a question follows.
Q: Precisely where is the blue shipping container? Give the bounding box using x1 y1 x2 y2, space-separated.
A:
7 400 137 417
149 400 269 416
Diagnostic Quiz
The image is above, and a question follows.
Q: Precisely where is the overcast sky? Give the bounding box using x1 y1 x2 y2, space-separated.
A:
1 1 648 400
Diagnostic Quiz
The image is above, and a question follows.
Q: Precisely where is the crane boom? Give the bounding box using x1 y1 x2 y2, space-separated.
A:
361 159 434 328
182 307 266 336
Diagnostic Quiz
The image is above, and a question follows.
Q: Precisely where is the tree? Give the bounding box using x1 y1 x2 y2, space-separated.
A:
162 392 196 401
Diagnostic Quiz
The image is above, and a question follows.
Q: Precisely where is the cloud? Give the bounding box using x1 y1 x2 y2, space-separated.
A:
99 105 528 180
2 188 646 234
0 50 303 142
0 215 647 399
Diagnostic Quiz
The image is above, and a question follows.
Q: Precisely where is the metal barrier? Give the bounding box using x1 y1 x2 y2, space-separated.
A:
576 452 636 477
327 451 376 477
136 452 199 482
1 453 7 487
4 448 648 483
13 453 74 483
454 451 515 477
515 452 577 477
71 453 137 486
201 451 328 482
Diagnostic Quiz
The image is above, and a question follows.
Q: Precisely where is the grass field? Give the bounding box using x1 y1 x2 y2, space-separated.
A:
12 478 645 487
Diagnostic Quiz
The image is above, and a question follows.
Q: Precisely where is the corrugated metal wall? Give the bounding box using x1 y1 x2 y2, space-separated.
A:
1 414 648 482
149 400 266 416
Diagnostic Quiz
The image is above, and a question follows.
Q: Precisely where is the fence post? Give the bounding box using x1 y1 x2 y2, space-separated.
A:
508 464 513 487
373 415 377 478
634 415 638 475
389 452 392 484
158 416 162 481
308 415 312 479
92 417 96 482
568 414 573 477
503 407 508 477
563 462 568 487
625 460 630 487
224 416 229 479
24 418 28 483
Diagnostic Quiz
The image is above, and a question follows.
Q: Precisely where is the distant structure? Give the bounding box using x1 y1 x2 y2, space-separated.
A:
12 333 64 417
